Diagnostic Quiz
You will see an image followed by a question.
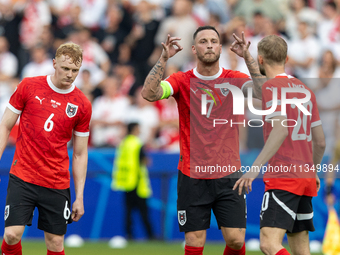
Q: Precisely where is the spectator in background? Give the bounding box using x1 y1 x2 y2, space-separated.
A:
18 0 52 50
314 50 340 159
125 0 160 86
246 16 287 64
78 69 96 103
94 3 132 65
91 76 130 147
0 1 21 59
111 122 154 240
38 25 56 58
0 36 18 91
53 3 84 42
249 11 266 37
232 0 283 26
126 87 159 146
288 19 321 81
153 97 180 152
317 1 338 48
113 63 135 97
17 0 52 71
21 44 54 78
153 0 198 70
76 0 107 29
70 27 110 88
285 0 322 40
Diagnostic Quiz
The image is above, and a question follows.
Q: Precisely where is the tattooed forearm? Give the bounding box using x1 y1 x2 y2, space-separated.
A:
142 58 167 102
245 57 266 100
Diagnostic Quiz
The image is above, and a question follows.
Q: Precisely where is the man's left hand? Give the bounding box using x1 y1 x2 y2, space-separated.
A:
71 199 84 222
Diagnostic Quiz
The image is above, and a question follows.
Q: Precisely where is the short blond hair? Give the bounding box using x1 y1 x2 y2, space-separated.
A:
55 42 83 66
258 35 287 65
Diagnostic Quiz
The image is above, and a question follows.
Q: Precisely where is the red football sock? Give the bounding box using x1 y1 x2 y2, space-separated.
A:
47 249 65 255
276 248 290 255
223 242 245 255
1 239 22 255
184 245 204 255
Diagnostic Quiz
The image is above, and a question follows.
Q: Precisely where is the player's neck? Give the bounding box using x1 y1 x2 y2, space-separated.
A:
50 74 72 90
196 62 220 77
265 66 286 79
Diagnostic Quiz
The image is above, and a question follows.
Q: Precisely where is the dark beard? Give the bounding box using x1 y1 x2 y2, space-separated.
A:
197 52 220 65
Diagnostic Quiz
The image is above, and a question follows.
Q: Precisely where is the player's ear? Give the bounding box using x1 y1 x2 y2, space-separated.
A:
285 56 289 64
258 55 264 65
52 59 57 69
192 45 196 55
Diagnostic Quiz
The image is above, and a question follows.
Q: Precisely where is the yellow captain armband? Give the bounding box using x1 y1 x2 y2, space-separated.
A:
160 81 172 99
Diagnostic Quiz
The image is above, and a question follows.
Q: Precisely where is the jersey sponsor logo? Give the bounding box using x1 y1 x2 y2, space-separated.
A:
35 96 45 104
178 210 187 226
51 99 61 108
4 205 9 221
66 103 78 118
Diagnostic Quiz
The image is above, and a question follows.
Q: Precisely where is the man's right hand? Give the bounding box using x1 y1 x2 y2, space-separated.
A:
161 34 183 61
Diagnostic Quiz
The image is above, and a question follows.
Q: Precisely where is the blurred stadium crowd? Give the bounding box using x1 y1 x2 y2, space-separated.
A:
0 0 339 157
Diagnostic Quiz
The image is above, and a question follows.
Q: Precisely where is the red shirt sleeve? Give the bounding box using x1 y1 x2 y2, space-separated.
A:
9 78 28 113
164 72 181 96
74 99 92 135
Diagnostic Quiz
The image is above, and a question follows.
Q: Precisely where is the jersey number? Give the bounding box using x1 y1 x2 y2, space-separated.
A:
44 114 54 132
63 201 71 220
291 101 313 142
261 192 270 212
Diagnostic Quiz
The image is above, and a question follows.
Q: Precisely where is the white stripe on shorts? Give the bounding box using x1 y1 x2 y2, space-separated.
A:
272 192 296 220
297 212 313 220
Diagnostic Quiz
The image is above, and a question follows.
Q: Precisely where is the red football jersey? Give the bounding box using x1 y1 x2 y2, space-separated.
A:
8 76 92 189
165 67 251 179
261 73 321 196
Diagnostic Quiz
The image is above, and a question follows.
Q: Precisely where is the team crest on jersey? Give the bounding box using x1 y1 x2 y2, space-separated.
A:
220 83 230 96
178 210 187 226
66 103 78 118
4 205 9 221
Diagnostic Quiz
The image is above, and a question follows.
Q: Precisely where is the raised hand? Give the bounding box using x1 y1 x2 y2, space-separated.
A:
230 31 251 59
161 34 183 61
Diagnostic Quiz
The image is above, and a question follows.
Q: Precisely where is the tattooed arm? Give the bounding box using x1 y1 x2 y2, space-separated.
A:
230 32 266 100
141 35 183 102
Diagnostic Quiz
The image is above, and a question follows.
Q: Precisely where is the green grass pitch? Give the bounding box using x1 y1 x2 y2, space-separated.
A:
0 240 323 255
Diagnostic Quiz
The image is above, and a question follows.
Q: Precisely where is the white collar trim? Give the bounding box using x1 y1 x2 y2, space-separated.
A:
193 67 223 80
276 73 294 79
47 75 75 94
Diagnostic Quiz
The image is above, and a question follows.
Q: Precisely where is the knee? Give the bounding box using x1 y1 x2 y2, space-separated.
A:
4 230 21 245
225 237 244 250
260 240 272 255
185 232 205 247
45 235 64 252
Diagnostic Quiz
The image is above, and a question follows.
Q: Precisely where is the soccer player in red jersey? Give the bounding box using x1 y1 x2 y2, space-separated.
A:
233 34 326 255
0 43 92 255
142 26 264 255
